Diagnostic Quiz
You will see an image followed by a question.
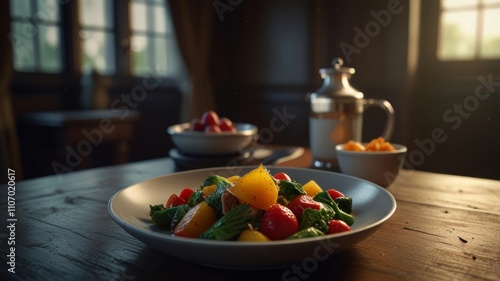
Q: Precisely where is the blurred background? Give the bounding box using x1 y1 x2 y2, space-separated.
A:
1 0 499 181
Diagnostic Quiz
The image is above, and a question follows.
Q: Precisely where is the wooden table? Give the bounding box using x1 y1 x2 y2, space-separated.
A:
1 148 499 281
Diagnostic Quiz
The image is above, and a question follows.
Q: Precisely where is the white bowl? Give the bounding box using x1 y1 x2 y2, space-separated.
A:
335 143 407 187
167 123 258 155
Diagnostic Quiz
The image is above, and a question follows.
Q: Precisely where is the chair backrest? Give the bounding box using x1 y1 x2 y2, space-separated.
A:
0 1 23 182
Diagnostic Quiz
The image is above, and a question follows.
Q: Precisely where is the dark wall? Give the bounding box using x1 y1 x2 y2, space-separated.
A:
211 0 314 147
211 0 411 148
210 0 499 180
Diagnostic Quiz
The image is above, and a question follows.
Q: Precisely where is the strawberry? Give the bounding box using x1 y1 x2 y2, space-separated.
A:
259 204 298 240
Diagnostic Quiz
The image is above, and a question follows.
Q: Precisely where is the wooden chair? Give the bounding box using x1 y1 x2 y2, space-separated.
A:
0 3 23 182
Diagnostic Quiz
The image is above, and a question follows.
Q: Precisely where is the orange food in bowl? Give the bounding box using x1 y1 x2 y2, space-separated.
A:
345 137 395 152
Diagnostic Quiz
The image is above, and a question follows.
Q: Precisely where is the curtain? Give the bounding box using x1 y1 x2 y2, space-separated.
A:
0 1 23 181
167 0 216 122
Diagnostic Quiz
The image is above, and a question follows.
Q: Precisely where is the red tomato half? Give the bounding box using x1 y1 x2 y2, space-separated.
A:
327 189 345 199
178 188 195 202
273 172 291 181
328 219 351 234
287 194 322 218
260 204 298 240
166 194 187 208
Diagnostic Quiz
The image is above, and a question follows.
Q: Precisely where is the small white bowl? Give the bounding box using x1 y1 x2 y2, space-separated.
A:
335 143 407 187
167 123 258 156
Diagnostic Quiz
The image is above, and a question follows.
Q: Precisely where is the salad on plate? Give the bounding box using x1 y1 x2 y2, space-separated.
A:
149 165 355 241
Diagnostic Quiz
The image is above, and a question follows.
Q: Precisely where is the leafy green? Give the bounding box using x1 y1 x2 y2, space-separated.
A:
199 203 263 241
278 180 306 202
314 192 355 226
187 189 204 207
169 205 189 230
334 197 353 214
205 181 231 218
286 227 325 240
149 204 190 229
201 174 230 188
299 207 333 233
149 204 165 217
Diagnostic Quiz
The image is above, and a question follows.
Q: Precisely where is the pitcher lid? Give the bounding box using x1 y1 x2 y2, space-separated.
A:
319 58 355 77
314 58 363 99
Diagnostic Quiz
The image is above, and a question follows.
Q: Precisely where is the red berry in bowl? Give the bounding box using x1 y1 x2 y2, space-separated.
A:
219 117 235 132
190 118 204 131
201 110 220 126
205 124 222 133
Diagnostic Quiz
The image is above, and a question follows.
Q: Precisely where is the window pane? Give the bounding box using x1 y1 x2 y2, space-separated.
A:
80 30 115 74
11 22 36 71
36 0 59 22
480 8 500 58
10 0 32 18
438 11 477 60
441 0 478 9
39 25 62 72
79 0 113 28
153 5 167 33
484 0 500 5
131 2 147 32
154 37 168 75
131 35 149 75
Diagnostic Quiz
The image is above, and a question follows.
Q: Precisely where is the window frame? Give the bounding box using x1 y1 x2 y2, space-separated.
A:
418 0 500 79
7 0 179 94
437 0 500 61
9 0 64 73
129 0 174 77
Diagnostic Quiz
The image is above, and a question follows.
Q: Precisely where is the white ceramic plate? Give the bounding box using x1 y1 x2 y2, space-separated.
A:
108 166 396 269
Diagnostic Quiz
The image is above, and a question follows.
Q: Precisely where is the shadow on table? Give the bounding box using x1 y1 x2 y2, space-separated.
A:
122 246 367 281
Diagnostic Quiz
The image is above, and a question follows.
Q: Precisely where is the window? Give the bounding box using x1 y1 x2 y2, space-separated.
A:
130 0 173 76
8 0 177 79
78 0 116 74
9 0 63 73
438 0 500 60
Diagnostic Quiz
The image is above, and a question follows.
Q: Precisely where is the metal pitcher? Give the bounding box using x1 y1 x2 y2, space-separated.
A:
309 58 395 170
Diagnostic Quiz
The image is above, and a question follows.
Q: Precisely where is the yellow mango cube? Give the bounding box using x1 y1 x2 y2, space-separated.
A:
230 165 278 210
302 180 323 197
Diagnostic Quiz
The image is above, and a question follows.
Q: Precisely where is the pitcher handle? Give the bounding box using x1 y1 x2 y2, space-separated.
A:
363 99 395 140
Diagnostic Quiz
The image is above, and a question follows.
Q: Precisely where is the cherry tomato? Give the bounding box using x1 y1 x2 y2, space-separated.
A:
259 204 298 240
178 188 195 202
328 219 351 234
218 117 235 132
327 189 345 199
273 172 291 181
166 194 187 208
201 110 220 126
287 194 322 218
205 124 222 133
190 118 204 131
